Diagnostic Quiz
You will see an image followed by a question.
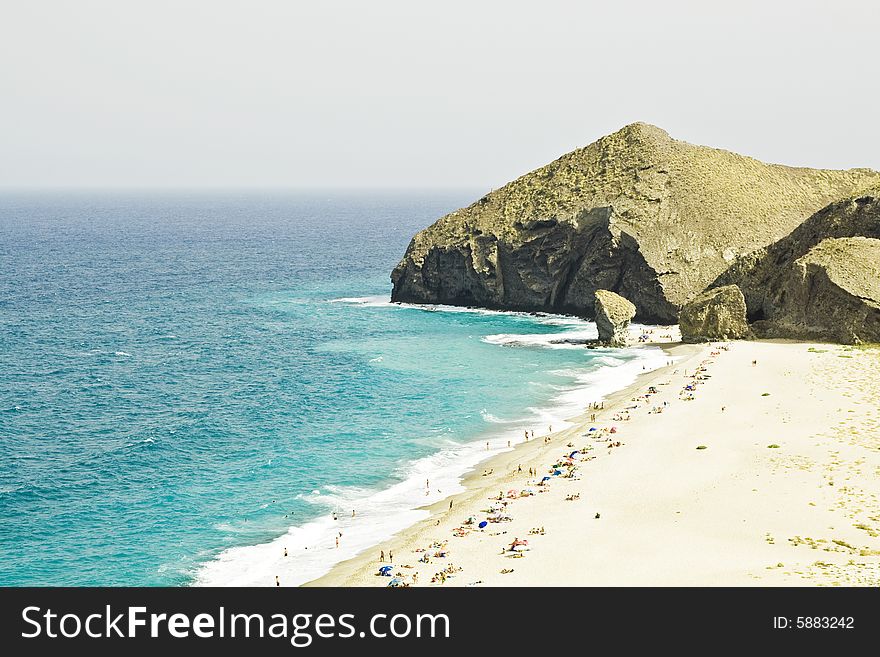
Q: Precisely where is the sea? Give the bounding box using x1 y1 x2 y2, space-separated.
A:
0 191 668 586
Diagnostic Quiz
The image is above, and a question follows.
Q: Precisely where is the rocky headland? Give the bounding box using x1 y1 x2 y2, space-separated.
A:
391 124 880 343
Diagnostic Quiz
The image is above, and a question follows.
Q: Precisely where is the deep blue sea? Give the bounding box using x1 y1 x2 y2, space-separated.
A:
0 192 665 586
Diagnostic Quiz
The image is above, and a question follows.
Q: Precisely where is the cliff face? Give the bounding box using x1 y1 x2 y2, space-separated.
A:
391 123 880 322
753 237 880 344
714 184 880 323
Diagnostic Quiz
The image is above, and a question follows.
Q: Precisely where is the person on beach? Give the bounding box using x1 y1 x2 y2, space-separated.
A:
486 441 490 450
524 430 528 441
283 547 288 557
352 509 356 518
380 550 385 562
389 550 393 563
449 499 453 510
275 576 280 587
335 536 339 548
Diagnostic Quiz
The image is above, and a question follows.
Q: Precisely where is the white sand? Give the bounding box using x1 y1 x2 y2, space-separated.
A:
309 340 880 587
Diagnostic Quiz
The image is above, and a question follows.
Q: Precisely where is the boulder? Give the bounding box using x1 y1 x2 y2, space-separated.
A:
679 285 750 342
594 289 636 346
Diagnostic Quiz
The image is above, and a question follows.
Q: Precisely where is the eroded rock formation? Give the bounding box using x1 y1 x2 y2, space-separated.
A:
679 285 750 342
594 289 636 346
391 123 879 323
715 185 880 316
714 184 880 343
750 237 880 344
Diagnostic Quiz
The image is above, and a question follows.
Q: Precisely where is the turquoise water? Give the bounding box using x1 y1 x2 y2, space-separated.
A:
0 192 663 586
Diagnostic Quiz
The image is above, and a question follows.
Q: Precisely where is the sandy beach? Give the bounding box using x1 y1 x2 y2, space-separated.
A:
309 340 880 587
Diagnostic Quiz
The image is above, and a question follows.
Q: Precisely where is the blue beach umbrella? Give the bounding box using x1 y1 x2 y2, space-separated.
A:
478 521 488 529
379 565 393 576
541 476 551 482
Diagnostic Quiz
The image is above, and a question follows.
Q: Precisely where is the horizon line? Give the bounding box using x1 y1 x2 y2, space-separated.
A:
0 185 488 193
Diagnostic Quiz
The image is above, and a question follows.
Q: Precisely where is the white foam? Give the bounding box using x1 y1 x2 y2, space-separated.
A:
330 295 393 307
479 409 526 424
483 322 679 351
194 439 492 587
331 296 598 329
192 341 670 588
482 327 598 349
195 295 674 586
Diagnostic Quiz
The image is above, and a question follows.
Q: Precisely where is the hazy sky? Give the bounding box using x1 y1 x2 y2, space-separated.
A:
1 1 878 189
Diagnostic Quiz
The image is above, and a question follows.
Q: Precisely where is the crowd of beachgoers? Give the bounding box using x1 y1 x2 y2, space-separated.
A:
366 345 732 587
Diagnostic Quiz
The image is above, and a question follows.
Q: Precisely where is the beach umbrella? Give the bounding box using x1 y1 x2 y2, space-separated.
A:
541 476 551 482
588 427 597 432
478 520 488 529
379 565 393 575
553 469 562 476
569 451 579 458
387 577 405 587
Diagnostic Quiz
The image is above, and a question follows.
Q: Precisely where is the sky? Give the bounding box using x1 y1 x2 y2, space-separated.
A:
1 0 878 190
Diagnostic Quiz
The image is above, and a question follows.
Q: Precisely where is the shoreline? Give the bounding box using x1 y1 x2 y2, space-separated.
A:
309 339 880 587
306 340 702 586
194 322 678 587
